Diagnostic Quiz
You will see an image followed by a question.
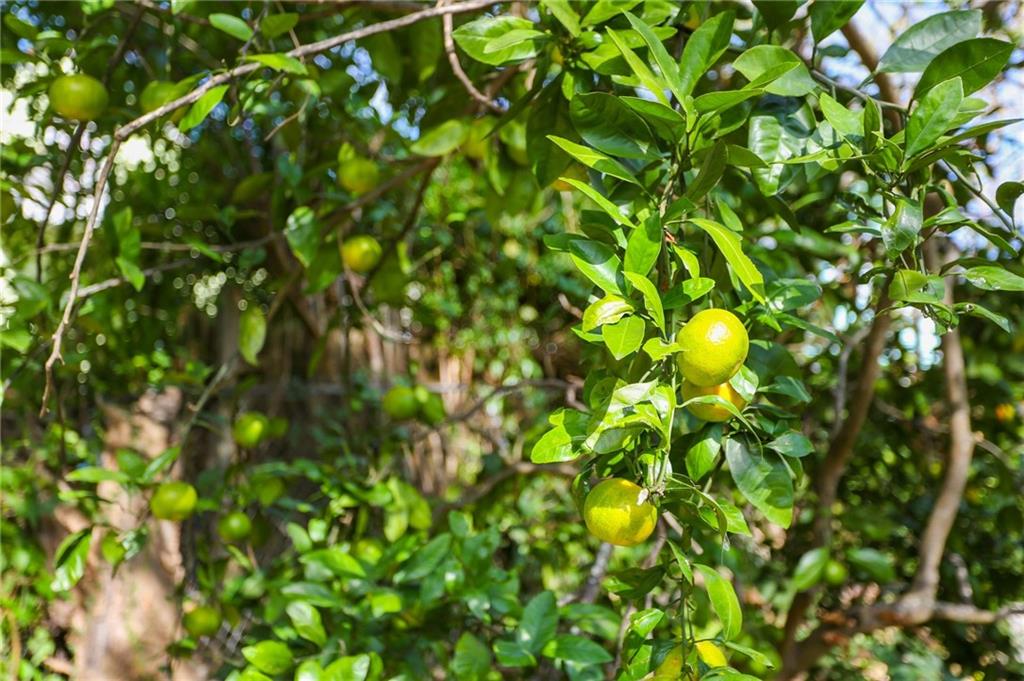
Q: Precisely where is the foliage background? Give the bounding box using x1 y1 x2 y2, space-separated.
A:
1 1 1023 680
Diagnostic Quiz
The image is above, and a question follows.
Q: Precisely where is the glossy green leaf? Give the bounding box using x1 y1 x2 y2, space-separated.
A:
624 216 662 277
242 641 293 675
877 10 981 73
569 238 625 295
603 315 645 360
882 198 923 258
905 77 962 159
768 431 814 458
453 633 492 681
686 141 727 202
284 206 318 268
962 265 1024 292
518 591 558 653
179 84 229 132
570 92 654 160
209 13 253 41
51 529 92 592
688 218 766 303
624 272 665 332
453 16 539 66
546 634 613 663
582 0 642 27
561 178 637 229
734 46 816 97
547 135 640 184
286 601 326 647
995 181 1023 218
605 28 669 105
542 0 580 36
260 13 298 38
809 0 864 43
914 38 1013 100
530 409 589 463
582 295 634 331
678 11 734 96
725 438 793 528
695 564 742 640
624 12 685 103
244 53 307 75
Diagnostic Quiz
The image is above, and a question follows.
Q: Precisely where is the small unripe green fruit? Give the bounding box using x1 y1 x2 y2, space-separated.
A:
49 74 108 121
341 235 382 274
233 412 269 448
183 605 222 638
824 559 848 586
382 386 419 420
338 157 379 196
150 481 198 521
217 511 252 543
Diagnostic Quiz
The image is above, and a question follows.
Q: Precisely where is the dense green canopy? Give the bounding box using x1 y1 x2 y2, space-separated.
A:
1 2 1022 680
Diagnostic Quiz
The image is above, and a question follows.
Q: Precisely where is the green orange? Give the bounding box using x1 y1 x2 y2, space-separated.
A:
824 559 848 586
150 481 198 521
233 412 269 449
383 386 419 420
583 478 657 547
338 157 379 195
676 309 749 387
681 380 747 422
341 235 382 274
217 511 252 543
183 605 222 638
49 74 108 121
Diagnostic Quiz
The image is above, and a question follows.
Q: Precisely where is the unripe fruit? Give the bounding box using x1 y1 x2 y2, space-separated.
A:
49 74 108 121
824 559 848 586
382 386 419 420
150 481 198 521
233 412 269 449
217 511 252 543
583 478 657 547
676 309 749 387
183 605 222 638
341 235 382 274
338 157 379 196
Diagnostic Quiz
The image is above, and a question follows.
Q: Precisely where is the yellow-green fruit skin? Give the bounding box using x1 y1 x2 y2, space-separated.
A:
233 412 268 448
676 309 749 387
49 74 108 121
824 559 848 586
217 512 252 542
183 605 222 638
382 386 419 420
341 235 382 274
339 158 379 196
150 481 198 521
681 381 747 422
583 478 657 547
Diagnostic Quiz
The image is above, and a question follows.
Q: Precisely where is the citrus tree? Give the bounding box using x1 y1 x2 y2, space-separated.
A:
2 2 1023 681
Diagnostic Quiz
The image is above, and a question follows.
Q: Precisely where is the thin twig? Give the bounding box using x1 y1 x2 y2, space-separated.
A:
940 160 1016 233
441 0 505 113
35 124 84 281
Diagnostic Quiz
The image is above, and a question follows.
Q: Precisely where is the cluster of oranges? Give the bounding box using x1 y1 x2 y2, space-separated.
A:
583 309 750 547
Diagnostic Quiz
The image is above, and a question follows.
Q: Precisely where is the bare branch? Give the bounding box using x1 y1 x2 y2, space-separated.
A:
912 238 974 597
